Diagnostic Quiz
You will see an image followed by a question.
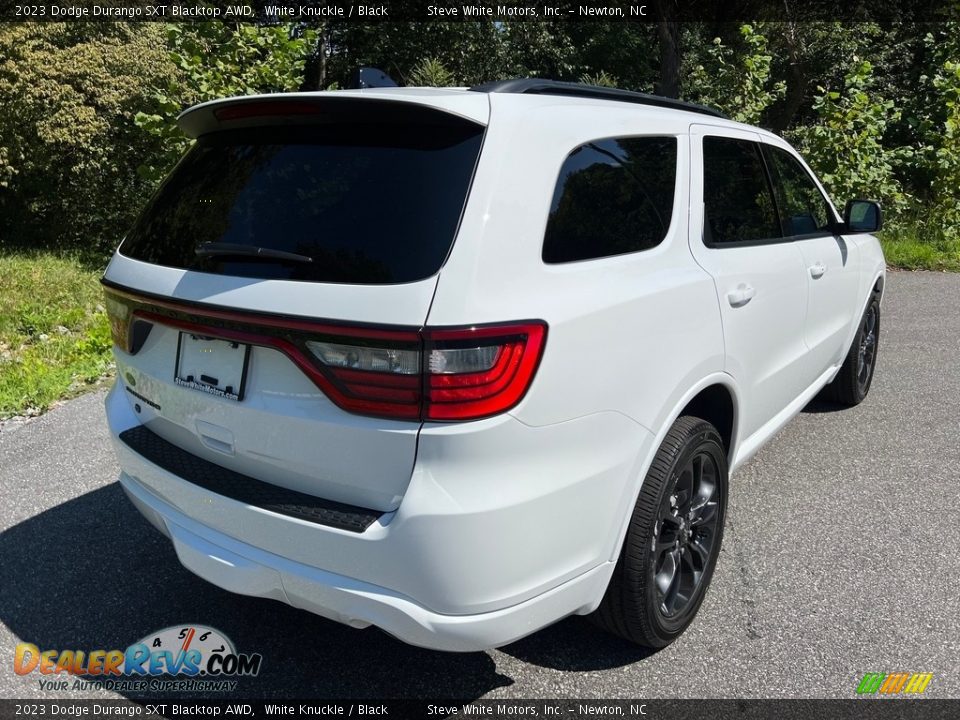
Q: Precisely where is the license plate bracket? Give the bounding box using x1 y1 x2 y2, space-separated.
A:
175 333 251 402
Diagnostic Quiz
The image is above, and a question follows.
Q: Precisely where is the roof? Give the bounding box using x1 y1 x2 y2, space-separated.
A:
468 78 728 119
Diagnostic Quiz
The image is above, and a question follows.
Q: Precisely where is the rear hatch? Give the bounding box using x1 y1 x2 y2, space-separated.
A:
104 92 488 512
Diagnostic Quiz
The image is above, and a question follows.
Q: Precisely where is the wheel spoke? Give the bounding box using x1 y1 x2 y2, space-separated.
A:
673 549 697 606
690 499 717 526
662 554 683 613
656 549 680 597
655 520 679 553
687 538 710 571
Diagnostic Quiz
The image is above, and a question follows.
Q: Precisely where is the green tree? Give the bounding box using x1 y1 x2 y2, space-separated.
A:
685 24 786 125
134 22 315 182
0 23 176 252
407 58 456 87
323 22 511 88
789 59 912 219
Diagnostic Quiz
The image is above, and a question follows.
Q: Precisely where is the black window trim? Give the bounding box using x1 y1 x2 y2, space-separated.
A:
541 133 681 266
761 142 844 241
701 135 841 250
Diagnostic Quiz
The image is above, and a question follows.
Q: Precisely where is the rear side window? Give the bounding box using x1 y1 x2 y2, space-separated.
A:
120 121 484 284
764 145 834 236
542 137 677 264
702 136 779 245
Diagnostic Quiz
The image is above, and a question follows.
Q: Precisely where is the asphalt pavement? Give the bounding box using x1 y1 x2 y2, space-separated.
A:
1 271 958 700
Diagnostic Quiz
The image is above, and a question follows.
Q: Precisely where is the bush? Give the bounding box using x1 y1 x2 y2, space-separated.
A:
134 23 316 182
685 24 785 125
789 59 912 220
0 23 177 254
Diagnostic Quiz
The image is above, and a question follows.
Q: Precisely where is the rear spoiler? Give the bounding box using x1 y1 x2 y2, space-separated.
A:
177 91 489 138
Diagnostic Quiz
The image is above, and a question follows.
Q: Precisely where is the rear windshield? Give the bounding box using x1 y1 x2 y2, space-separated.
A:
120 121 484 284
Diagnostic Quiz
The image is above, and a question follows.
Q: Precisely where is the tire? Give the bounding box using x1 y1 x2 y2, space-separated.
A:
826 294 880 406
591 415 728 648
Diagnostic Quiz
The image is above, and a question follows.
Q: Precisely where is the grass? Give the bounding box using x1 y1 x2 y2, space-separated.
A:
0 250 114 419
879 224 960 272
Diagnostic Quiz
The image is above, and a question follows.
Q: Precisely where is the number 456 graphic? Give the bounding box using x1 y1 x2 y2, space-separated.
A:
857 672 933 695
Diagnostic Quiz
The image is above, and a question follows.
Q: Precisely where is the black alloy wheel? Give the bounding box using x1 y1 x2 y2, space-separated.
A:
591 415 728 648
827 293 881 406
652 449 721 619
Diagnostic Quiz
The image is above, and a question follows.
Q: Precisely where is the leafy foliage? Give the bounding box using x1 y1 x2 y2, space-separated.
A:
407 58 456 87
579 70 619 88
789 60 913 219
1 20 958 258
134 22 315 182
927 30 960 239
686 24 785 125
0 23 176 253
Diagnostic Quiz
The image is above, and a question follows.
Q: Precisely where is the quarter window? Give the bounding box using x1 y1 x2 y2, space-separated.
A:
542 137 677 263
764 145 835 236
702 137 779 245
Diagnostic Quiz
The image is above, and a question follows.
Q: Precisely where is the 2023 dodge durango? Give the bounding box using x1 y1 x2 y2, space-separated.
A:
103 80 885 651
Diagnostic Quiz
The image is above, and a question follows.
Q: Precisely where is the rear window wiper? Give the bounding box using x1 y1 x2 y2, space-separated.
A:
195 242 314 264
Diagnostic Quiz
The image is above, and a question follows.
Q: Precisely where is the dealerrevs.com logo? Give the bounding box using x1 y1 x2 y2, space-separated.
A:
856 672 934 695
14 625 262 693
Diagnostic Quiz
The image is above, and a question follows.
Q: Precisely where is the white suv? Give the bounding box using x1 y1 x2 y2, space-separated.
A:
103 79 885 651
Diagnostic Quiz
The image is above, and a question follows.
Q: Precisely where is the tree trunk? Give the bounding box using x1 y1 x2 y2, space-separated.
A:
768 21 807 132
656 20 681 99
301 25 329 91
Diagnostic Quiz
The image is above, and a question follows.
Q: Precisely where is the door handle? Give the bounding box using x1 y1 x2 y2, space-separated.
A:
727 283 756 307
809 262 826 279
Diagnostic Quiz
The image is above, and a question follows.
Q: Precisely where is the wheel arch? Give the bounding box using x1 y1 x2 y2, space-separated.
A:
840 268 886 362
677 383 736 460
601 373 741 571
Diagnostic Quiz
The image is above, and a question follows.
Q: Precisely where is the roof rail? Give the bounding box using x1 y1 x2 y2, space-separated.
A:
468 78 728 119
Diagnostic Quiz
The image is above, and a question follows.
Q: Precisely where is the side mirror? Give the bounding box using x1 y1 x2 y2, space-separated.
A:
843 199 883 233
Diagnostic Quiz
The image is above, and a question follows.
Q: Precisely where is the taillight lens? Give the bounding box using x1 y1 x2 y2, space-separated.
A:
304 337 423 420
105 292 133 352
423 324 547 421
303 323 547 422
306 341 420 375
103 285 546 423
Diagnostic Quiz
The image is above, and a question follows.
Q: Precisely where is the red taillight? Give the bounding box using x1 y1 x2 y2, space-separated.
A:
304 322 547 422
103 286 546 423
305 336 423 420
423 324 547 421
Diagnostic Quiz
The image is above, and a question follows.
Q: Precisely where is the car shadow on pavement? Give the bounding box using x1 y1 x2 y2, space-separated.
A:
497 617 657 671
0 483 512 699
801 394 848 414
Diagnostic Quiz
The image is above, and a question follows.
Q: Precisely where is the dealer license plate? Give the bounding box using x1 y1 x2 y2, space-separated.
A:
174 333 250 402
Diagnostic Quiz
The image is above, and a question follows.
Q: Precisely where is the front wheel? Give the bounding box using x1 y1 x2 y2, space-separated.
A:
590 415 728 648
827 294 880 406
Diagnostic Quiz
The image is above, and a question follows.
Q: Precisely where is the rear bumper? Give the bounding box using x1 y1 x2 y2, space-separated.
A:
106 382 653 651
121 471 612 652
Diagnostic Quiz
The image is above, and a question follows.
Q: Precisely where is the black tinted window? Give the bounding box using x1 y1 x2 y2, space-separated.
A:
542 137 677 263
120 122 483 284
702 137 779 244
765 145 834 236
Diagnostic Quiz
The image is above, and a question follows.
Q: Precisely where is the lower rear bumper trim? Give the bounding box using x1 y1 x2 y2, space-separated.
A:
119 425 382 533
